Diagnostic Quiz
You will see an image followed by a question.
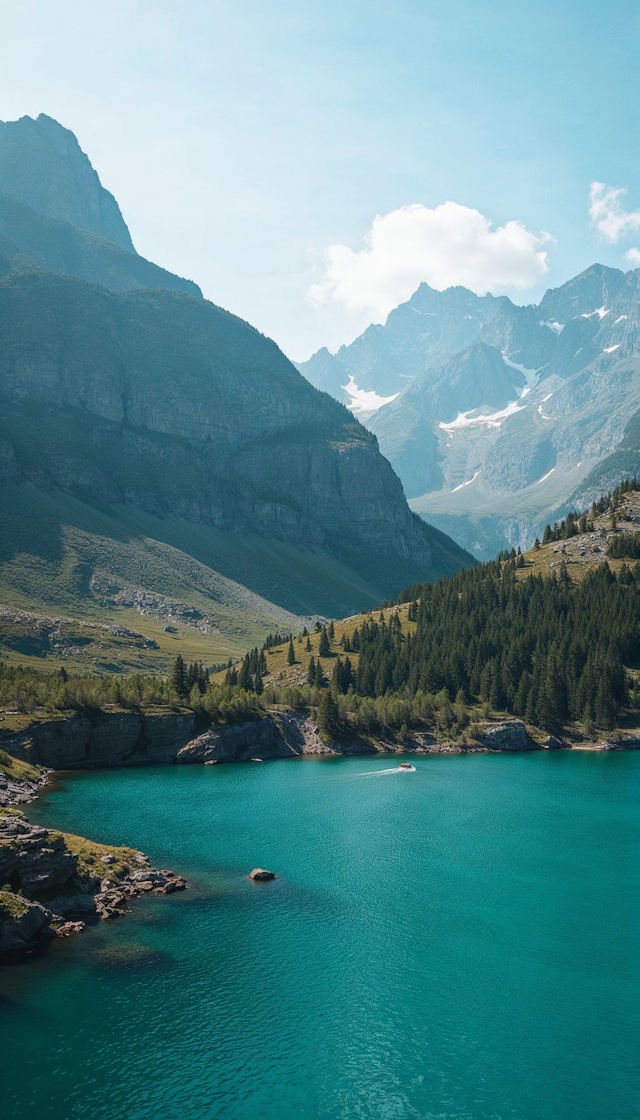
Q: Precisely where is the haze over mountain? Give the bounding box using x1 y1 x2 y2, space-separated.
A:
0 114 472 645
0 115 201 297
299 264 640 557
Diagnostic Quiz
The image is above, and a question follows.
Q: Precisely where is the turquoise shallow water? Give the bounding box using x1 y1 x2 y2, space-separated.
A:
0 751 638 1119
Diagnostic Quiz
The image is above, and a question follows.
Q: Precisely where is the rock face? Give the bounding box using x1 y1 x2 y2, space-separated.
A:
0 115 473 612
176 712 338 764
0 271 471 594
0 113 135 250
0 812 78 896
0 891 53 954
483 722 532 751
3 711 197 769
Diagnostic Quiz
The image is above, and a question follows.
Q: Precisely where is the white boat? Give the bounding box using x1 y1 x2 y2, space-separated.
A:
398 762 416 771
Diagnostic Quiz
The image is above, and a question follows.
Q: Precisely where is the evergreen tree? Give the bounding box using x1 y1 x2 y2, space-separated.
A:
594 674 616 729
171 654 188 697
307 656 316 686
328 621 335 642
318 689 340 738
287 640 295 666
238 656 253 691
318 627 330 657
305 636 312 651
314 660 327 688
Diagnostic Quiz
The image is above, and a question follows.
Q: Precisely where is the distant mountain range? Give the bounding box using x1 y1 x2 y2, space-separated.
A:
0 113 472 648
298 265 640 557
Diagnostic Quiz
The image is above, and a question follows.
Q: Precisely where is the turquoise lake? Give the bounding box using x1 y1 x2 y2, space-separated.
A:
0 751 638 1119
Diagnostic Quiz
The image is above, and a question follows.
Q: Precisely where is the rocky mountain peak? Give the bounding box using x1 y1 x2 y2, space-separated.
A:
0 114 135 252
537 263 628 325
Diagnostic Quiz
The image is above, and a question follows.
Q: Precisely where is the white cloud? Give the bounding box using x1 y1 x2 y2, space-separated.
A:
589 182 640 243
624 247 640 266
307 202 551 321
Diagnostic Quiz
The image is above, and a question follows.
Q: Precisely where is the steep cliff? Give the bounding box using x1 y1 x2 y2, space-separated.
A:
0 114 134 250
0 268 473 609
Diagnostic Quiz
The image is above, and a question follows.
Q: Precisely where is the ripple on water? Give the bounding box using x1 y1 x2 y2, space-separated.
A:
0 751 637 1120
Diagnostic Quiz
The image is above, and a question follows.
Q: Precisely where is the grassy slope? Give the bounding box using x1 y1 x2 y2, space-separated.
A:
0 481 388 673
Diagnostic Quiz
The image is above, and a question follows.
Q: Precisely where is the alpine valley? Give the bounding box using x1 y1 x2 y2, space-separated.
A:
0 114 472 674
298 266 640 557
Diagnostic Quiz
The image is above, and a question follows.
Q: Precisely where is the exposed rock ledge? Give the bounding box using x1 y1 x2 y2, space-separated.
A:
0 807 186 957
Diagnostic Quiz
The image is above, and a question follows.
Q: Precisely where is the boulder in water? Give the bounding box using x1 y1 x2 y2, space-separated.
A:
249 868 275 882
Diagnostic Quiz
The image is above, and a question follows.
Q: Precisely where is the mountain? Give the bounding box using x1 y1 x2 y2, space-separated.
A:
297 283 503 407
0 114 134 249
0 115 200 297
302 264 640 558
0 115 474 642
0 193 202 297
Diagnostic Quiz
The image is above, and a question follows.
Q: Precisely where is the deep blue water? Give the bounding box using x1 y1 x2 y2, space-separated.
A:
0 751 638 1120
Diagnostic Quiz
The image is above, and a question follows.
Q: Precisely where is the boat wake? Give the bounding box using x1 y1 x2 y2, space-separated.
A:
357 764 416 776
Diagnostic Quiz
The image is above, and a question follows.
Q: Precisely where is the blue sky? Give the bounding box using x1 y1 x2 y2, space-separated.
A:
1 0 638 359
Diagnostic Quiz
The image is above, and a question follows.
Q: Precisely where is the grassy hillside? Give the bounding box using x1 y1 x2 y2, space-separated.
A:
0 478 400 673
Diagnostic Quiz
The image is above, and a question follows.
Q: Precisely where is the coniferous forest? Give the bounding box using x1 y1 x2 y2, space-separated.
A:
2 483 640 740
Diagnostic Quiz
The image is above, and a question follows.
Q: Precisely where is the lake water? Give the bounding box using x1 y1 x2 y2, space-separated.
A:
0 752 638 1119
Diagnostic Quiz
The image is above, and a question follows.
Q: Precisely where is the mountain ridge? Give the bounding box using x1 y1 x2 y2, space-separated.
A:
300 264 640 558
0 114 474 637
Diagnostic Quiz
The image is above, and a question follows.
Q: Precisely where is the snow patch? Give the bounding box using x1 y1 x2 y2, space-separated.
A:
342 376 399 416
502 355 540 396
535 468 556 485
537 392 555 420
581 306 609 319
451 471 481 492
440 398 526 432
603 344 620 353
615 315 627 323
540 319 564 333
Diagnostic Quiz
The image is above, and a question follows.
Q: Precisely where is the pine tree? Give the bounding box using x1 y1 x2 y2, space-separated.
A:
287 640 295 666
318 689 340 738
171 655 188 697
254 670 263 695
238 657 253 691
318 627 330 657
307 656 316 686
305 637 312 652
594 675 615 730
314 660 327 688
329 621 335 642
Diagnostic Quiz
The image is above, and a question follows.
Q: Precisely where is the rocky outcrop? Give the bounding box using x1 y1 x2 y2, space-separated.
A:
249 868 275 881
483 721 532 751
176 712 338 763
0 766 51 807
0 891 53 954
0 808 188 954
0 811 78 896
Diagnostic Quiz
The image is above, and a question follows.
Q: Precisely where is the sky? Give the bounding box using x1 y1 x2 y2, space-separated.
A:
0 0 639 361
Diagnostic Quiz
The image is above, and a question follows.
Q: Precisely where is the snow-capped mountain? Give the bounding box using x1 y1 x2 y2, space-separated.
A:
298 264 640 557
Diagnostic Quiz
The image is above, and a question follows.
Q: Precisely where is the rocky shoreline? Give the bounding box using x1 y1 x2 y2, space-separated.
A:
2 710 637 959
0 773 187 958
4 707 639 774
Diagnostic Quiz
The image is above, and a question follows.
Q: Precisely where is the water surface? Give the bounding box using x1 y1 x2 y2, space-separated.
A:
1 751 637 1119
